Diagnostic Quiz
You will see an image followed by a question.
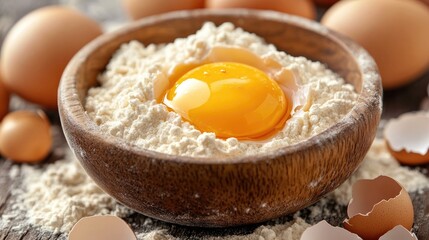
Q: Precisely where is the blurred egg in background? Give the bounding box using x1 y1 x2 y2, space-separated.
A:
0 6 102 109
122 0 205 20
206 0 316 20
321 0 429 90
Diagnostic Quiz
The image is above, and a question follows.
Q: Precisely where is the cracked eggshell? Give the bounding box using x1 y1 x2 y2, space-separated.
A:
384 112 429 165
343 176 414 240
379 225 417 240
69 216 136 240
300 220 362 240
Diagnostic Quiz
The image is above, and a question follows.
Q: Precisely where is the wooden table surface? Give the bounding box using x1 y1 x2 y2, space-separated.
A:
1 1 429 239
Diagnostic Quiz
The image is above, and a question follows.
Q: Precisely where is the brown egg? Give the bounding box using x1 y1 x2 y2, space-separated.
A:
0 63 10 120
321 0 429 89
69 216 136 240
0 6 102 109
206 0 316 20
122 0 205 20
0 110 52 163
343 176 414 240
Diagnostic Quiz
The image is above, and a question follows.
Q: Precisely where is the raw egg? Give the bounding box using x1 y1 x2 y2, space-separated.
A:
69 216 136 240
163 62 288 140
156 46 308 140
384 112 429 165
343 176 414 240
321 0 429 89
0 64 10 120
1 6 102 108
206 0 317 20
122 0 204 20
0 110 52 163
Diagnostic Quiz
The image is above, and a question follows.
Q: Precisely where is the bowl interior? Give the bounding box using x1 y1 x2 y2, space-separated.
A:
77 10 362 109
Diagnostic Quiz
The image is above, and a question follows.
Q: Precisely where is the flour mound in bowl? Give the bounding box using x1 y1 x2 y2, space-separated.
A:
85 22 358 158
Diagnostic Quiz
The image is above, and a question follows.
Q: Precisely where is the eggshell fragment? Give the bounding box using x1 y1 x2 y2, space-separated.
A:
300 220 362 240
384 112 429 165
343 176 414 240
379 225 417 240
69 216 136 240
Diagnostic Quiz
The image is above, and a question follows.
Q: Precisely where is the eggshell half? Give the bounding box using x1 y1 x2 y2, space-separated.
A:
69 216 136 240
343 176 414 240
379 225 417 240
301 220 362 240
384 112 429 165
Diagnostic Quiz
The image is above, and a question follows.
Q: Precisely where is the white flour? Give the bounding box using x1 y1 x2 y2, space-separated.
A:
85 22 358 158
1 149 132 234
2 138 428 239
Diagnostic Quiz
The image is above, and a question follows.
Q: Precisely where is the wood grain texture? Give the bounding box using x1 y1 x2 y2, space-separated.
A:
58 9 382 227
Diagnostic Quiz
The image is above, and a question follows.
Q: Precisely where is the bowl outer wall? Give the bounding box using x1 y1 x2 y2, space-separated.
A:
58 9 382 227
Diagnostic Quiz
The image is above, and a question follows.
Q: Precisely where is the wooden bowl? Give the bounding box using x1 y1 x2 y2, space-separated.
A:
59 9 382 227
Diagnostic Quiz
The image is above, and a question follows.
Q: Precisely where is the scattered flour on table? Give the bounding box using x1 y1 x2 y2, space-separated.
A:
85 22 359 158
1 149 132 234
206 218 311 240
331 139 429 205
1 138 428 239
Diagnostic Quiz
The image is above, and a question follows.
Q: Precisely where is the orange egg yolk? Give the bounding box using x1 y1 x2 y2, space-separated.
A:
163 62 289 140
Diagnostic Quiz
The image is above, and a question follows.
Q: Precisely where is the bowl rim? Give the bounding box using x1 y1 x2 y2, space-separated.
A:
59 8 382 165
